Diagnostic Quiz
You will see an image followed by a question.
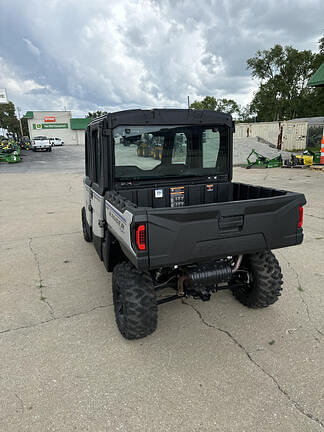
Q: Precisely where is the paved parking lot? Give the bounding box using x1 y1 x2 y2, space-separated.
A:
0 146 84 174
0 147 323 431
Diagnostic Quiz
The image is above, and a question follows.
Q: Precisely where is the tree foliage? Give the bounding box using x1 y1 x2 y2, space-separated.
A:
319 35 324 55
190 96 241 116
238 104 256 123
85 110 108 119
0 102 20 137
21 117 29 136
247 43 324 121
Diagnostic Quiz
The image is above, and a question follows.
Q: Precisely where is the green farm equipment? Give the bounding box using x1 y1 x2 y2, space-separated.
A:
282 150 321 168
136 134 160 158
20 136 32 150
305 149 321 164
247 149 282 169
0 139 21 163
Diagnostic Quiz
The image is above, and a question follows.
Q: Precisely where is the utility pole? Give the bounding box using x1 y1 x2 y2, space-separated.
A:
187 96 190 109
16 106 24 137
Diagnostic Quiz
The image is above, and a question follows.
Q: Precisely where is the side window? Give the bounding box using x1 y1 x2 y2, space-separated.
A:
85 133 89 176
172 133 187 164
92 129 100 183
203 129 220 167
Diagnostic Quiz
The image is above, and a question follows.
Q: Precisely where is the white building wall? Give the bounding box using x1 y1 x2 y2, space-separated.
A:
284 122 308 150
235 121 308 151
76 129 86 145
27 111 79 144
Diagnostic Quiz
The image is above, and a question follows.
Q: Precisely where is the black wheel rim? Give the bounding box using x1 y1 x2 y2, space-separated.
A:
233 265 254 295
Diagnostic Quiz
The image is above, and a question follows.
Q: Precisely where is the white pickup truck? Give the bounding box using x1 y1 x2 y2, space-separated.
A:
49 137 64 146
32 136 52 152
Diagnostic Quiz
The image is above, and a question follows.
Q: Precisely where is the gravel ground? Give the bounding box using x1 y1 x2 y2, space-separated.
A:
233 137 291 165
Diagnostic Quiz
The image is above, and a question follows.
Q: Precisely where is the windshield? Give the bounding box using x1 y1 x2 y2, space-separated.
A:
113 125 228 181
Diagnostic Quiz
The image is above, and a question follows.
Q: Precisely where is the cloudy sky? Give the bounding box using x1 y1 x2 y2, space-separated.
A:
0 0 322 117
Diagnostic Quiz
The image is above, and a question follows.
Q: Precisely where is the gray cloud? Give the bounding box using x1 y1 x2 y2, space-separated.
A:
22 38 40 57
0 0 322 116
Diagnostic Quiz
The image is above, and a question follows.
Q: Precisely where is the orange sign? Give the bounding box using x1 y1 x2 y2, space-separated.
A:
44 116 56 122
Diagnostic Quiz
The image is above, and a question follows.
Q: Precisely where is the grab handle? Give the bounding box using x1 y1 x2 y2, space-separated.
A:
218 215 244 231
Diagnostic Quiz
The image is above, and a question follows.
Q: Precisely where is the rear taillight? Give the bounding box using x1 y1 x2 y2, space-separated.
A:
298 206 303 228
136 224 146 251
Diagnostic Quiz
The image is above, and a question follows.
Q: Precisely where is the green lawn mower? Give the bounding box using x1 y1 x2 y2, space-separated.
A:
20 136 32 150
247 149 282 169
0 139 21 163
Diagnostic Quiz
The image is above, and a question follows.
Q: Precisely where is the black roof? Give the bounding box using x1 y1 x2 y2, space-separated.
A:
89 109 234 129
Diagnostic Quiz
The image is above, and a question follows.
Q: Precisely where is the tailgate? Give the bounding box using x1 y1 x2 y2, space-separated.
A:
35 140 49 147
147 193 306 269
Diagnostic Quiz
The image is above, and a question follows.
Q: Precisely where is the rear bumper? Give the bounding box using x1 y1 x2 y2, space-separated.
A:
146 231 303 269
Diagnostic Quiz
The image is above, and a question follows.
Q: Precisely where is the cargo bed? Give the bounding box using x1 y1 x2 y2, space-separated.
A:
107 181 306 270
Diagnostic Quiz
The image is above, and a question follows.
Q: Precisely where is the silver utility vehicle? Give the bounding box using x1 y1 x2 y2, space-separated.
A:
82 109 306 340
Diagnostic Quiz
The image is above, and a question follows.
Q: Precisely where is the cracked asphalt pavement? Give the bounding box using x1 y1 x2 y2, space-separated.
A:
0 148 323 431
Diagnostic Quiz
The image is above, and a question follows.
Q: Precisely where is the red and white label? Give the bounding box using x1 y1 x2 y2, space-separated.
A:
44 116 56 122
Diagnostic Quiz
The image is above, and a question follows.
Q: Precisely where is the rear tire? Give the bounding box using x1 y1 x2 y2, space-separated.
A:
81 207 92 242
232 251 283 308
112 262 158 339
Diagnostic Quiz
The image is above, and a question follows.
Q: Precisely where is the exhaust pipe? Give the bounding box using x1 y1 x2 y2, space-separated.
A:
177 255 243 296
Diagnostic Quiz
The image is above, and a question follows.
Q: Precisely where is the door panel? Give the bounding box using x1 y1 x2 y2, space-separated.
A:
91 189 105 238
83 182 92 226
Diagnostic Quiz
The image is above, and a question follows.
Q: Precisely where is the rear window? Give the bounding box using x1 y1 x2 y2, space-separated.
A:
113 125 228 181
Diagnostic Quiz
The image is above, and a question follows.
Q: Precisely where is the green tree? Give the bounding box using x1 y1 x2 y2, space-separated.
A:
237 104 257 123
86 110 108 119
319 35 324 55
0 102 20 137
21 117 29 137
247 44 324 121
190 96 241 116
217 98 241 115
190 96 218 110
